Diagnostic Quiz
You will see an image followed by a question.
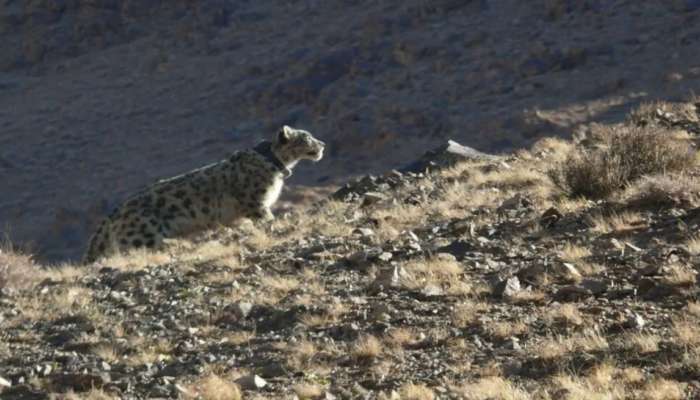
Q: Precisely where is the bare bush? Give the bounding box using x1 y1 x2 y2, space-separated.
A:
550 125 695 199
0 245 43 292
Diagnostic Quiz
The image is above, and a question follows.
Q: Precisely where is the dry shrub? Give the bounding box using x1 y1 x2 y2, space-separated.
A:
454 376 530 400
351 335 383 361
623 173 700 208
550 125 695 199
627 101 699 129
0 246 43 291
398 383 435 400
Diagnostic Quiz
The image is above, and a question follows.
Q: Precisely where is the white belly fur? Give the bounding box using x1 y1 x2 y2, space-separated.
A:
262 177 284 209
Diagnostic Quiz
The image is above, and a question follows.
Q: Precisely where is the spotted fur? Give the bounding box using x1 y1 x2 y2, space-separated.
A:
83 126 325 263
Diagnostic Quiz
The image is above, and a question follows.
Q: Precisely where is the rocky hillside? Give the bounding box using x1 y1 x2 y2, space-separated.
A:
2 0 700 263
2 101 700 399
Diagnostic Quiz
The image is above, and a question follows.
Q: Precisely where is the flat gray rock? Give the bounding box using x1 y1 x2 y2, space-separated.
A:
401 140 498 173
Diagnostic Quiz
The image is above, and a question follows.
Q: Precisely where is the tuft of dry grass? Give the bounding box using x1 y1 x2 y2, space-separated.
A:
507 289 547 305
63 389 120 400
559 243 591 263
544 304 584 328
685 235 700 256
99 247 173 271
286 340 319 371
453 376 531 400
351 335 383 362
662 264 697 287
385 327 419 348
639 379 686 400
672 318 700 347
534 329 609 361
622 173 700 208
0 245 43 291
484 320 528 341
623 333 660 354
588 211 644 234
451 301 488 328
293 382 325 400
398 383 435 400
183 374 242 400
550 124 696 199
687 301 700 317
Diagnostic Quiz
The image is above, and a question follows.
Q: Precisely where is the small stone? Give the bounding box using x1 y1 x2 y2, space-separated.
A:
561 263 582 282
438 239 475 260
498 193 532 213
580 279 608 295
353 227 375 237
41 364 53 376
540 207 563 228
422 284 443 297
259 362 288 378
627 313 646 330
361 192 386 207
372 266 411 290
0 375 10 387
435 252 457 262
554 285 592 302
377 252 393 262
507 337 521 350
324 392 338 400
235 374 267 390
233 302 254 319
498 277 522 299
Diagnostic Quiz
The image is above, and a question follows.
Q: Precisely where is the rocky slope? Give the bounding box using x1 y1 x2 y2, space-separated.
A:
2 101 700 399
2 0 700 263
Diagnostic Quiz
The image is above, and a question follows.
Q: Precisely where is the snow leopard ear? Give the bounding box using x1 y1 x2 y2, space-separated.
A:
278 125 292 144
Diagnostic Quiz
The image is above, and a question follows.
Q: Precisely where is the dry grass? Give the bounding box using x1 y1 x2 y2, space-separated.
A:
687 301 700 317
453 376 531 400
544 304 584 328
507 289 547 305
0 245 43 291
623 333 660 354
99 247 173 271
484 320 528 341
672 318 700 347
559 243 591 263
638 379 685 400
351 335 383 361
588 211 645 234
183 374 242 400
285 340 319 371
622 173 700 208
685 234 700 256
451 301 488 328
93 343 121 363
63 389 120 400
535 329 609 360
293 382 326 399
397 383 435 400
662 264 697 287
530 136 575 163
125 338 173 366
385 327 419 348
550 124 696 199
258 275 300 298
552 366 624 400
